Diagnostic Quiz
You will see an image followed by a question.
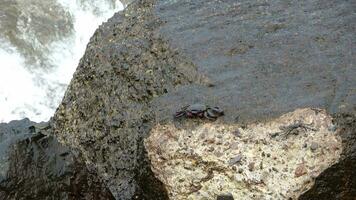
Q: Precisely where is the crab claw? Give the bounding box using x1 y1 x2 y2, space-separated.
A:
204 110 218 120
210 106 224 115
174 111 186 118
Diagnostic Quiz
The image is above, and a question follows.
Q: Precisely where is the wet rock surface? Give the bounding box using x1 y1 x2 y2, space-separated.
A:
152 0 355 123
45 0 355 199
0 119 113 200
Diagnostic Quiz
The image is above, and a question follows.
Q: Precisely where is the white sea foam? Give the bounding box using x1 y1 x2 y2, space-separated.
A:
0 0 124 123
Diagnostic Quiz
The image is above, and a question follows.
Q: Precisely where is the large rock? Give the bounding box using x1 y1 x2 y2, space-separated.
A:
52 0 198 198
52 0 355 199
0 119 113 200
145 108 342 199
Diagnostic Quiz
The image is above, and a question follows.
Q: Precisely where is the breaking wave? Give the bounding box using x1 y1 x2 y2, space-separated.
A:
0 0 124 122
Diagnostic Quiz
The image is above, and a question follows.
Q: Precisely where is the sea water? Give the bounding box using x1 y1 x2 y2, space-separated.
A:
0 0 124 122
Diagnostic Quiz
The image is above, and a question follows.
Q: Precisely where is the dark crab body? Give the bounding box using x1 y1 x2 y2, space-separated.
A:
174 103 224 120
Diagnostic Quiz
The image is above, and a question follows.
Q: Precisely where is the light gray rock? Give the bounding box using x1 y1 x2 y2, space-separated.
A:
144 108 342 199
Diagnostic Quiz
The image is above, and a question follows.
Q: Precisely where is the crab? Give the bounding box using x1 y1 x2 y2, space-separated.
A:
270 121 318 138
174 103 224 120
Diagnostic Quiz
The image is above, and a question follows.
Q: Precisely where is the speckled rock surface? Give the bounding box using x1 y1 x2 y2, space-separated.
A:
145 108 342 199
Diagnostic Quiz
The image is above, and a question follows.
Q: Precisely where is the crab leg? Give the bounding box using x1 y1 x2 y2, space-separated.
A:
174 111 186 118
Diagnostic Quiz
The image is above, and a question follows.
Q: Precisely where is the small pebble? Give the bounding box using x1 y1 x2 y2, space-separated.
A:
207 147 214 152
310 142 319 151
230 142 239 150
228 155 243 165
232 129 241 137
206 139 215 144
238 168 244 173
214 151 224 157
295 164 307 177
248 162 255 171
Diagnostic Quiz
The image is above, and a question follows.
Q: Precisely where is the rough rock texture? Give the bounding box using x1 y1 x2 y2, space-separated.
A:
51 0 355 199
52 0 200 198
0 119 113 200
145 108 342 199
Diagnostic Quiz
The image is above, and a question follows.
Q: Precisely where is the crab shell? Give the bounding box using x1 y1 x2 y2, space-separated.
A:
186 104 207 114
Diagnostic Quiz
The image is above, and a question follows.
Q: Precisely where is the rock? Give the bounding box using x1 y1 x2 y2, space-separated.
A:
145 108 342 199
52 0 198 198
310 142 319 151
295 164 308 178
228 155 242 165
0 119 113 200
248 162 255 172
46 0 355 199
231 129 241 137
